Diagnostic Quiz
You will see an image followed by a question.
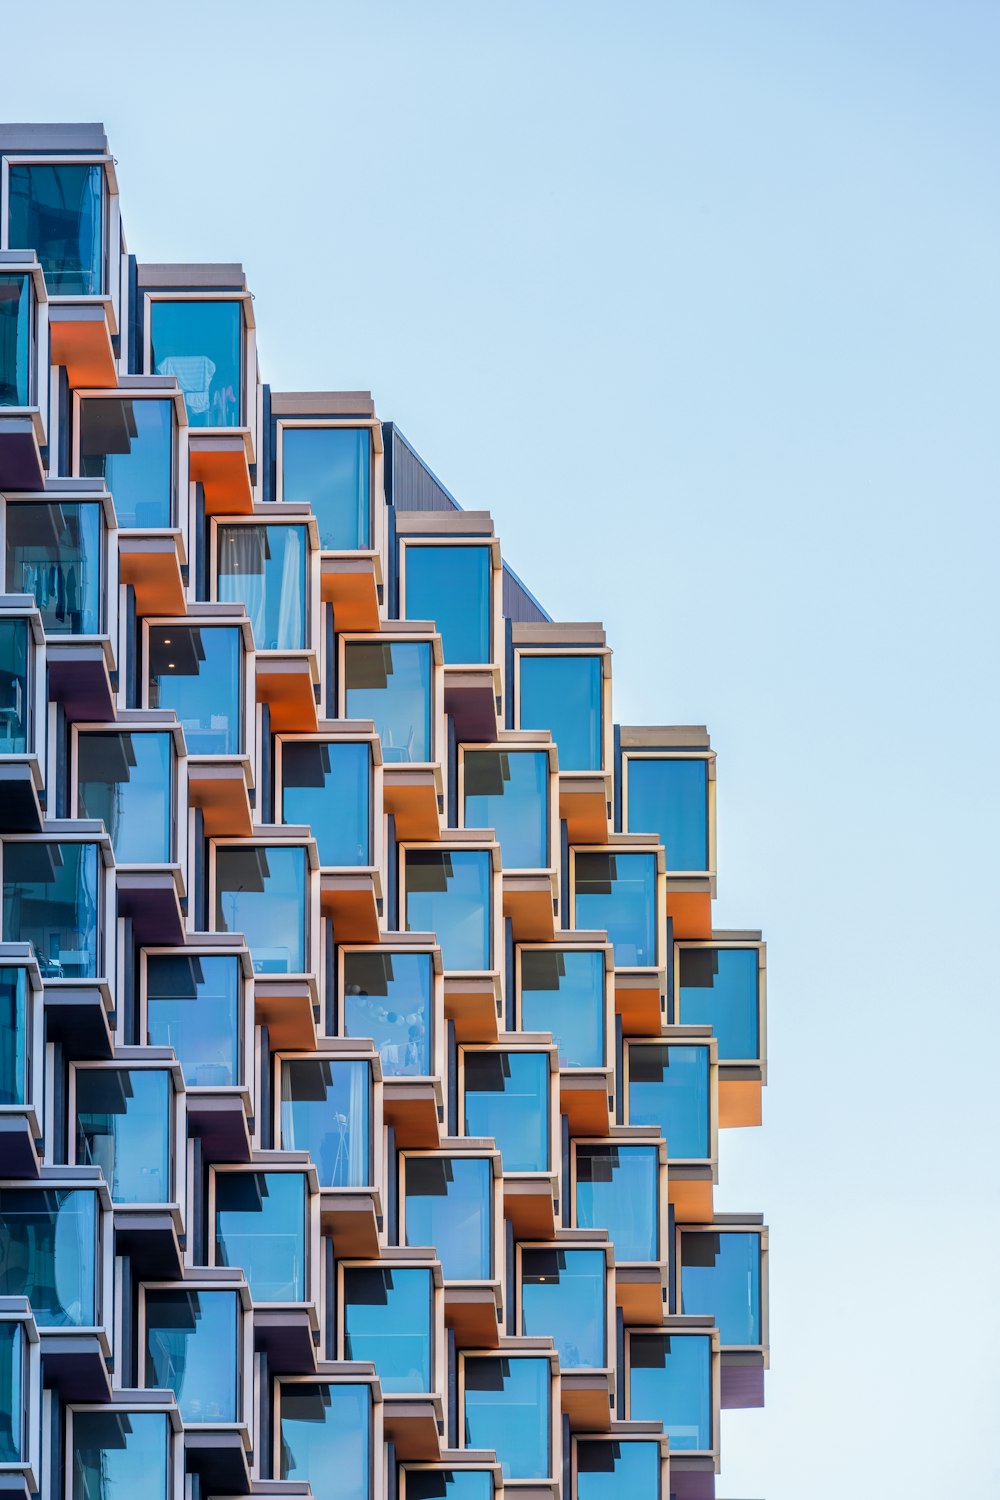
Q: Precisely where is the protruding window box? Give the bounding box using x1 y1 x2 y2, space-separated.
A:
676 1218 769 1410
338 1254 445 1460
518 1235 616 1430
0 1168 114 1400
69 1052 186 1279
400 1144 503 1349
0 948 43 1176
210 1157 321 1374
624 1033 719 1223
572 1131 669 1326
517 940 615 1136
0 1301 40 1498
620 730 717 939
624 1321 721 1498
275 1041 383 1258
398 519 503 742
339 941 445 1148
0 254 48 492
460 1038 560 1240
0 599 45 834
572 1429 669 1500
144 608 256 837
65 1397 183 1500
460 738 559 941
400 1457 502 1500
274 1372 381 1499
276 724 383 941
459 1343 561 1493
675 935 767 1128
571 839 667 1036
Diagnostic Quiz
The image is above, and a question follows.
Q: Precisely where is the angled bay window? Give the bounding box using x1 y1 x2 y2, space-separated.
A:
573 851 660 968
342 638 435 764
0 1181 106 1328
678 1228 764 1348
0 270 37 408
575 1438 664 1500
461 1048 551 1174
677 944 763 1062
278 737 373 868
146 619 249 758
626 1330 717 1454
66 1407 177 1500
341 948 435 1078
517 652 604 772
212 1167 312 1305
279 424 372 550
141 1282 247 1425
0 962 36 1110
341 1263 436 1394
624 753 712 873
461 1353 554 1482
1 836 107 980
148 298 243 429
401 1153 495 1282
401 1467 495 1500
76 394 177 530
0 1315 27 1468
626 1042 712 1161
519 1247 608 1370
461 748 550 869
401 543 493 665
71 1062 180 1206
574 1142 662 1264
403 847 495 973
213 840 311 975
0 609 42 757
277 1055 372 1189
6 161 107 296
74 727 178 867
214 520 309 652
5 496 108 638
277 1379 373 1500
142 951 247 1089
517 946 608 1070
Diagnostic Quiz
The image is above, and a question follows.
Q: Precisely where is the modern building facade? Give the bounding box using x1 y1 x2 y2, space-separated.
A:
0 123 769 1500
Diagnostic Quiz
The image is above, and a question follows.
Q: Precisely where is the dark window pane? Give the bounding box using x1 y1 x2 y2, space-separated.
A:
217 523 307 651
0 1323 23 1463
574 853 657 967
574 1144 659 1262
576 1439 660 1499
8 163 104 295
144 1288 240 1422
281 741 370 866
6 501 103 636
2 840 100 979
521 1248 605 1368
680 1231 761 1345
463 750 548 868
463 1356 549 1480
627 1044 710 1160
149 300 242 428
404 1156 492 1281
145 954 241 1088
626 758 709 871
281 426 370 549
519 655 602 771
463 1050 549 1173
77 731 173 865
279 1382 371 1500
0 966 29 1106
78 398 173 529
215 845 307 974
405 850 491 972
404 546 491 664
343 950 432 1077
0 616 31 753
344 641 431 763
148 624 243 756
0 1187 97 1326
343 1266 432 1393
75 1068 172 1204
627 1333 712 1450
280 1058 371 1188
71 1411 170 1500
214 1171 307 1303
678 948 759 1060
0 274 32 406
519 948 605 1069
405 1471 494 1500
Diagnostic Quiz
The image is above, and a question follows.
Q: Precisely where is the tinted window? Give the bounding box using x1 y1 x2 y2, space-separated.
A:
342 950 433 1077
463 750 548 867
463 1050 549 1173
0 1322 23 1462
217 523 307 651
343 1266 433 1393
215 845 307 974
518 654 602 771
214 1171 307 1303
678 947 759 1059
280 1058 371 1188
463 1356 549 1480
0 274 32 406
149 299 242 428
574 853 657 967
0 966 29 1106
279 1382 371 1500
626 757 709 871
144 1288 240 1422
145 954 241 1087
404 1156 492 1281
281 741 370 866
0 617 31 754
6 501 103 636
521 1248 605 1368
2 840 100 979
628 1333 712 1450
75 1068 172 1204
404 545 491 664
574 1144 659 1262
281 426 370 549
344 640 432 763
71 1411 169 1500
78 398 174 529
519 948 605 1068
8 163 104 295
680 1231 761 1345
0 1187 97 1326
627 1044 710 1159
148 624 243 756
405 849 492 971
77 731 173 864
576 1439 660 1500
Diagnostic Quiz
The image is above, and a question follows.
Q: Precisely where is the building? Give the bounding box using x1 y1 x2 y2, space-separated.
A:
0 123 769 1500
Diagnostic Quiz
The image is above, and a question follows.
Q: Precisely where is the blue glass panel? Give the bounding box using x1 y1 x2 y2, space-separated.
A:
79 398 174 529
148 624 243 756
2 840 100 979
626 757 708 871
463 750 548 868
518 655 602 771
574 1144 659 1262
77 731 173 865
145 954 241 1088
344 641 431 763
519 948 605 1068
8 164 104 295
281 741 370 866
404 546 491 664
144 1288 239 1422
406 1471 494 1500
280 1058 371 1188
0 1322 23 1462
280 1383 370 1500
0 1187 97 1326
215 845 307 974
6 501 103 636
464 1356 549 1480
0 617 32 754
217 523 307 651
405 850 491 971
628 1333 712 1450
679 947 759 1059
281 426 370 550
404 1156 492 1280
0 274 32 406
627 1044 710 1160
574 853 657 967
149 300 242 428
75 1068 171 1204
521 1248 605 1368
343 950 433 1077
576 1439 660 1499
463 1050 549 1173
0 966 28 1106
71 1411 170 1500
680 1231 761 1345
343 1266 432 1393
215 1171 307 1303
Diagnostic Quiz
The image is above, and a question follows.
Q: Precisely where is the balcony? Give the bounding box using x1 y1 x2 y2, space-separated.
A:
0 254 48 492
460 738 559 940
620 729 717 939
572 1430 668 1500
460 1038 559 1238
518 1236 615 1429
341 627 444 770
0 949 43 1176
624 1033 719 1223
460 1344 560 1490
571 840 666 1035
624 1321 721 1500
275 1375 379 1496
65 1397 183 1500
676 1218 768 1409
675 935 767 1128
0 599 45 833
517 941 615 1136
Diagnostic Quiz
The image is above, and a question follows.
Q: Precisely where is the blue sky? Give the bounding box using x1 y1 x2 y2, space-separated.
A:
8 2 1000 1493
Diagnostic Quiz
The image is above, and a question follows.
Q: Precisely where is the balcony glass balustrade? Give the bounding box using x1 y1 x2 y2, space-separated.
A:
342 950 433 1078
344 640 432 764
7 163 105 296
281 426 370 550
78 397 174 530
343 1266 433 1393
149 300 242 428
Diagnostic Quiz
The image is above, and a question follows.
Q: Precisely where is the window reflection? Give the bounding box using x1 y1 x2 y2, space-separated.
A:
343 1266 432 1393
280 1058 371 1188
575 1144 659 1262
2 840 101 979
627 1044 710 1160
0 274 33 406
463 1051 549 1173
344 641 431 763
519 949 605 1069
0 616 32 754
404 1156 492 1281
0 1187 98 1327
70 1410 170 1500
521 1248 605 1368
463 1356 549 1480
217 524 306 652
5 501 103 637
576 1439 660 1500
279 1382 371 1500
342 951 432 1077
0 1322 23 1463
281 741 370 866
77 731 173 865
680 1231 761 1346
678 947 759 1059
0 966 29 1106
149 300 242 428
8 163 104 296
281 427 371 550
145 954 241 1088
214 1171 307 1303
148 624 243 756
214 845 307 974
405 1471 493 1500
75 1068 171 1205
78 398 173 530
574 853 657 967
518 655 602 772
463 750 548 868
404 546 491 664
144 1288 239 1423
626 757 708 871
405 850 491 972
627 1333 712 1451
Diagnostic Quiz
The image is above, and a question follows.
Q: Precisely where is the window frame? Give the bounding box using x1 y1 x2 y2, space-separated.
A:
398 1147 503 1290
336 940 445 1086
0 1172 114 1346
272 1045 381 1198
620 748 717 877
208 833 320 980
71 384 188 534
457 740 559 876
569 841 667 974
0 599 46 768
398 840 502 979
515 1239 614 1374
337 627 445 770
622 1034 719 1170
272 1372 383 1496
1 153 120 317
142 289 255 444
63 1399 183 1500
0 1303 40 1490
398 535 503 676
0 827 116 992
1 484 119 648
275 416 385 560
140 610 255 765
622 1323 722 1462
0 947 43 1130
569 1134 669 1270
514 939 615 1077
274 727 382 876
207 1160 321 1316
67 1053 186 1214
398 1461 502 1500
457 1346 561 1485
570 1432 669 1500
458 1041 559 1179
513 645 613 778
136 1274 253 1432
0 253 48 428
673 938 768 1072
69 719 187 874
674 1221 769 1355
138 942 254 1099
209 508 320 659
336 1254 445 1400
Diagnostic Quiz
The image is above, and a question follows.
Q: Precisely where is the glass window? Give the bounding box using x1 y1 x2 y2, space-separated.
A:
2 840 101 979
574 853 657 967
7 163 104 296
280 741 370 866
0 1187 97 1326
214 845 307 974
406 1472 493 1500
149 299 242 428
281 426 370 550
147 624 243 757
463 750 548 868
678 948 759 1060
76 731 173 865
342 950 432 1078
628 1333 712 1451
518 655 602 772
280 1058 371 1188
463 1356 549 1480
344 641 431 764
463 1050 549 1173
0 1322 24 1463
0 617 32 754
75 1068 172 1205
70 1410 170 1500
574 1144 659 1263
279 1382 371 1500
216 523 306 652
519 949 604 1069
0 965 29 1106
627 1044 710 1160
78 398 173 530
521 1248 605 1369
576 1439 660 1500
343 1266 432 1393
626 757 708 871
405 850 491 972
0 274 33 406
404 1156 492 1281
680 1231 761 1346
144 1287 240 1423
403 546 491 665
145 953 241 1088
5 501 103 637
214 1171 307 1303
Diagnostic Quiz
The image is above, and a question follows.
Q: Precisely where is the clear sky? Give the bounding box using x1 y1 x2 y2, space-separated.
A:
7 2 1000 1494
